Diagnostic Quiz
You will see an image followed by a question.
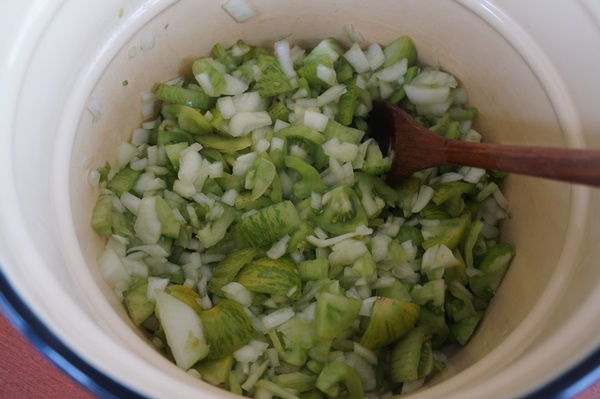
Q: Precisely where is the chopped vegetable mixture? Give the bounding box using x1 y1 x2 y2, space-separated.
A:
91 32 513 398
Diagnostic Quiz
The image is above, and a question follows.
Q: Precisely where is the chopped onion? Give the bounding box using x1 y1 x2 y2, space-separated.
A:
316 64 337 86
344 43 370 73
316 84 347 106
229 111 271 136
375 58 408 82
262 307 295 330
222 0 256 23
140 92 156 121
266 235 290 259
274 40 296 79
411 185 434 213
86 97 102 122
303 109 329 132
141 31 155 50
366 43 385 71
147 276 170 303
222 282 254 307
217 96 237 119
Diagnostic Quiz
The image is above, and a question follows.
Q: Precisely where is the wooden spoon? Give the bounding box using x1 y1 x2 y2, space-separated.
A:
367 100 600 186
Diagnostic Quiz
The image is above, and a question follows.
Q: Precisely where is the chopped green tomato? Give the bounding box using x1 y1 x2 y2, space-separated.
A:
298 258 329 281
336 77 359 126
268 98 290 122
92 34 514 399
254 55 294 97
198 299 256 359
208 247 261 296
316 361 364 399
284 155 327 200
383 35 418 67
450 314 482 345
211 42 240 73
192 354 235 387
107 167 142 196
431 181 474 206
411 279 446 313
314 292 362 338
197 204 236 248
255 379 304 399
421 213 471 250
164 142 189 170
195 134 252 153
154 196 182 239
271 372 318 393
389 326 429 383
233 200 301 248
462 219 483 269
161 103 213 135
469 243 515 300
91 194 114 237
155 83 215 111
156 119 195 146
268 329 308 366
361 140 392 175
313 185 368 236
275 125 326 146
360 297 420 349
123 278 155 326
236 256 302 299
248 156 277 200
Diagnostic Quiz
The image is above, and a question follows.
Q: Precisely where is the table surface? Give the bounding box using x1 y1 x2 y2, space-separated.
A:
0 311 599 399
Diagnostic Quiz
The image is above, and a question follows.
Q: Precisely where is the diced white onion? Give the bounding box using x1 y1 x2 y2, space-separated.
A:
303 109 329 132
134 197 162 244
222 0 256 23
274 40 296 79
316 84 347 106
87 97 102 122
131 128 150 145
411 185 434 213
344 24 364 43
233 91 263 112
229 111 271 137
460 166 486 183
262 307 295 330
141 92 156 121
366 43 385 71
223 74 249 96
421 244 460 273
404 85 450 106
232 151 257 177
141 32 155 50
217 96 237 119
195 72 216 97
147 276 170 303
375 58 408 82
266 235 290 259
316 64 337 86
322 138 359 163
411 69 458 88
273 121 290 134
98 248 130 292
344 43 370 73
222 282 254 307
371 234 392 262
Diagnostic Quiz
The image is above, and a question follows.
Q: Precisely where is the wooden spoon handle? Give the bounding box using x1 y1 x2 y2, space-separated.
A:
443 139 600 186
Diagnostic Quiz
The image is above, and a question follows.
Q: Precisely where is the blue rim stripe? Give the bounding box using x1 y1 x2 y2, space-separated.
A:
0 268 146 399
1 266 599 398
